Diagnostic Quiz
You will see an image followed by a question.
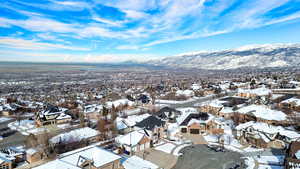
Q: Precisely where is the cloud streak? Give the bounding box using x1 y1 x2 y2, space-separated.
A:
0 0 300 62
0 37 90 51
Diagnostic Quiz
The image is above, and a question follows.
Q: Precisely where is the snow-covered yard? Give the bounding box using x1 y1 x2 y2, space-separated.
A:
122 156 159 169
255 155 285 165
244 157 256 169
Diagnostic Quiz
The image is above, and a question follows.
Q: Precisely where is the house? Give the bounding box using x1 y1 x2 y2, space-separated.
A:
176 90 194 97
0 147 25 168
198 100 224 115
35 104 71 127
285 141 300 169
279 97 300 112
83 104 103 119
135 116 166 143
178 112 222 135
26 148 43 164
191 84 201 90
0 156 12 169
217 96 248 118
235 104 287 125
270 94 287 103
237 87 271 99
116 113 150 133
154 107 181 122
34 145 122 169
116 130 151 155
106 99 135 109
235 121 300 149
1 104 16 116
137 94 151 104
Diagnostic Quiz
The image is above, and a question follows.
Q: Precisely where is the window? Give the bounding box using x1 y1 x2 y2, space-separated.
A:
190 129 200 134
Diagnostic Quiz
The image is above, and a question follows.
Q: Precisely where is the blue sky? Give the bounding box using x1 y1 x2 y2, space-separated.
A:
0 0 300 62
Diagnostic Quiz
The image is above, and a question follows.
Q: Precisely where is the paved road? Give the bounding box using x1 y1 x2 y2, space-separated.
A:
172 144 244 169
0 119 27 148
169 91 236 109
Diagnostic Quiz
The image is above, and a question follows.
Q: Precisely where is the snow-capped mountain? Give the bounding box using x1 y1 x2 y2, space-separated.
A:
149 43 300 70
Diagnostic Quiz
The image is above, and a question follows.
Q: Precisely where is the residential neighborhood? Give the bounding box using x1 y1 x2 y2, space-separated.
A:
0 66 300 169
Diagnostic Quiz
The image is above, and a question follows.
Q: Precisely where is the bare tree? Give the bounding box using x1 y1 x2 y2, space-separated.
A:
37 131 51 157
79 112 85 128
97 118 106 140
26 134 38 148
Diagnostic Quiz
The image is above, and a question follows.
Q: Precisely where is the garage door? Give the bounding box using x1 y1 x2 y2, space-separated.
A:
190 129 200 134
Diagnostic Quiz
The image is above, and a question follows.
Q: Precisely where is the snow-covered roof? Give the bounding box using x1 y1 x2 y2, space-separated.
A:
237 105 286 121
116 117 128 130
191 84 201 90
290 81 300 85
281 97 300 106
116 130 147 146
122 108 141 116
84 104 103 114
220 107 234 114
34 146 121 169
187 113 214 126
59 146 121 168
106 99 135 108
200 99 225 108
176 90 194 97
50 127 99 144
271 94 284 100
56 113 71 120
33 159 80 169
177 107 198 114
237 87 271 96
122 155 159 169
236 121 300 140
176 107 198 125
26 148 38 155
119 113 151 127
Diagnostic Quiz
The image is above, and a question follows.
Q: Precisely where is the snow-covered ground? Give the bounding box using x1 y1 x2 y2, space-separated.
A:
0 117 12 123
257 165 283 169
154 143 176 154
122 155 159 169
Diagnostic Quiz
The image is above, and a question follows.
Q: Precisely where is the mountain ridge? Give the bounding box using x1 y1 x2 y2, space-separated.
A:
147 43 300 70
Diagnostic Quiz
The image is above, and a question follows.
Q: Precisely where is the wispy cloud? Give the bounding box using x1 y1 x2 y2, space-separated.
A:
0 37 90 51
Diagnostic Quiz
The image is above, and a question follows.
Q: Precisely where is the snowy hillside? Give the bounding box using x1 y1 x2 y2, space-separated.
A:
149 44 300 70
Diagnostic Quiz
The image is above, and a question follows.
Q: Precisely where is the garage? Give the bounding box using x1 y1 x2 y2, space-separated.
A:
190 129 200 134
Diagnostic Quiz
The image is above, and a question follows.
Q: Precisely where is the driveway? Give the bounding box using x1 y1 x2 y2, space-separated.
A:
181 133 208 144
135 148 178 169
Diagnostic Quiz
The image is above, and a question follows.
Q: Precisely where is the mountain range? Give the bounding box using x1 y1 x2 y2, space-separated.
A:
147 43 300 70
